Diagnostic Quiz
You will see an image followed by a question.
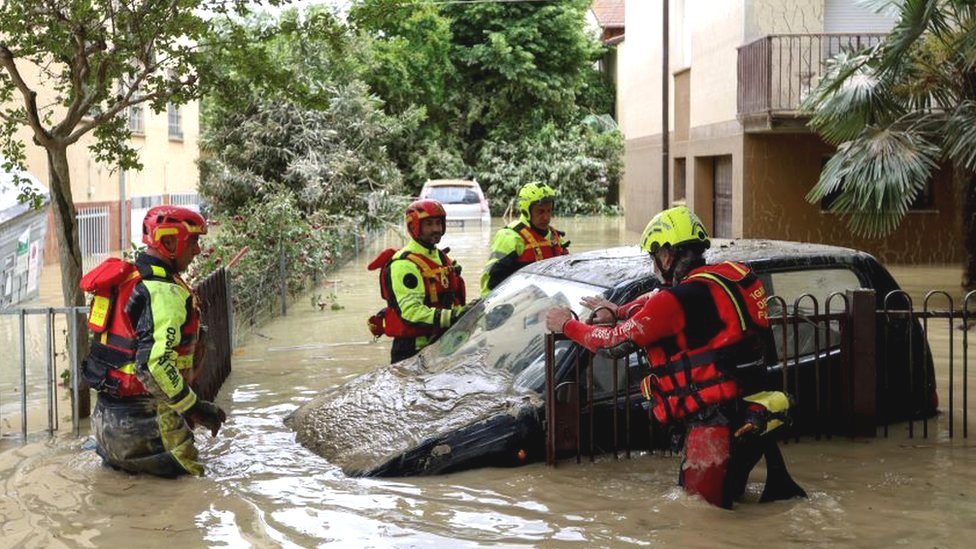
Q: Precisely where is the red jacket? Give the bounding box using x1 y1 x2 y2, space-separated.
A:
564 261 769 423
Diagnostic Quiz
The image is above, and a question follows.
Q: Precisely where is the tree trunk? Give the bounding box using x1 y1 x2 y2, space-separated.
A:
962 169 976 292
47 146 92 417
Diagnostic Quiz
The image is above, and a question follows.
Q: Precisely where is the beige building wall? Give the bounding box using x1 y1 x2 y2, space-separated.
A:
617 0 959 265
744 0 824 40
686 0 742 128
5 62 201 259
744 134 958 263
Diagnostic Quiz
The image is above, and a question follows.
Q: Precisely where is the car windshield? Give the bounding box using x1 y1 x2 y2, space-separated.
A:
421 272 607 393
426 185 481 204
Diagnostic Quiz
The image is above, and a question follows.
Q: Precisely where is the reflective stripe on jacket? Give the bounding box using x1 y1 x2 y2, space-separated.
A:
564 261 769 423
480 219 567 296
82 253 200 412
374 239 465 339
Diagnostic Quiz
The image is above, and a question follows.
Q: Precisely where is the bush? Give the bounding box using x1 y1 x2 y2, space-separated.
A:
475 122 623 216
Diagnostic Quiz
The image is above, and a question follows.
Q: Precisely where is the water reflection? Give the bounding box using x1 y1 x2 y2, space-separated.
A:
2 217 976 547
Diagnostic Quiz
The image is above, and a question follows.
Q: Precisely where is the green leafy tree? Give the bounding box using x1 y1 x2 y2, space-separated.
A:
199 8 411 219
803 0 976 288
442 0 604 146
0 0 278 307
476 121 622 216
348 0 465 188
349 0 615 195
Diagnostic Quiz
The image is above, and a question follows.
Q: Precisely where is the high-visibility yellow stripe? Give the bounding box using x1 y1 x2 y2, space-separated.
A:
688 272 747 332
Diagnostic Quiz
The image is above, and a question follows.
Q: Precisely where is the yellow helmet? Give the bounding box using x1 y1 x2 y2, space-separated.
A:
639 206 710 255
517 182 556 221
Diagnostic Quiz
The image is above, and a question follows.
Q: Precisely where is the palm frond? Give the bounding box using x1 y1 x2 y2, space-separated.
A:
805 52 902 145
943 99 976 171
879 0 947 73
807 127 940 236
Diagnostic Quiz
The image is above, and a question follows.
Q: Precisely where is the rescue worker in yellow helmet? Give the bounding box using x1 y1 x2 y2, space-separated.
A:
545 205 805 508
480 182 569 297
367 199 467 363
80 205 226 477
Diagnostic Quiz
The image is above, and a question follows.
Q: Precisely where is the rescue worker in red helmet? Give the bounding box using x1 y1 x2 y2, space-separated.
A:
544 206 805 508
480 182 569 297
367 199 467 363
80 205 226 477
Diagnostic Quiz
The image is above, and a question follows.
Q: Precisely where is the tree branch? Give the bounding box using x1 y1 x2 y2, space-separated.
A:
0 44 54 146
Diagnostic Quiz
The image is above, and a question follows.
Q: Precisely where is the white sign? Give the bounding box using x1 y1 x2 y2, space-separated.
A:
15 227 29 274
26 241 39 293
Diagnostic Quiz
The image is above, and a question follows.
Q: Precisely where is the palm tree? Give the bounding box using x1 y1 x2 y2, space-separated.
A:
802 0 976 289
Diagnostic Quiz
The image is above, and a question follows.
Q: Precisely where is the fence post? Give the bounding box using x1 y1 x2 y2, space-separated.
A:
846 288 877 436
279 244 287 316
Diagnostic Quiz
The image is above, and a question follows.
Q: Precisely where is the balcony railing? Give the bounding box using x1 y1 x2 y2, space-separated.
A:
737 33 886 130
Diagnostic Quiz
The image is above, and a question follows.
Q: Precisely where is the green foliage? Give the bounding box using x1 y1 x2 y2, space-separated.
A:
349 0 616 193
442 0 603 139
0 0 281 305
475 122 623 216
198 8 411 220
187 189 360 303
803 0 976 237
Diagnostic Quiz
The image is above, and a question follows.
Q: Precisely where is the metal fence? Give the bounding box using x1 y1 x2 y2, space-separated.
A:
0 267 234 441
229 227 368 348
544 288 975 467
0 306 87 440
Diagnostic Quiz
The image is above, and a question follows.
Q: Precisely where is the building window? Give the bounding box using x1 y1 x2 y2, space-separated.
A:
167 103 183 140
128 104 144 134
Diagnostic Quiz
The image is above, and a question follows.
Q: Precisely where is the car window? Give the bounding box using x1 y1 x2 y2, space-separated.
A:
425 185 481 205
763 267 862 358
422 272 608 392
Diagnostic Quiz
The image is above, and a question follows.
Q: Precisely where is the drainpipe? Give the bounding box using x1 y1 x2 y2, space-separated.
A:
119 170 126 251
662 0 670 210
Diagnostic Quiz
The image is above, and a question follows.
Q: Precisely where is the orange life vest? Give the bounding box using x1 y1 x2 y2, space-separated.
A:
81 258 200 397
512 222 567 265
366 247 466 338
643 261 769 423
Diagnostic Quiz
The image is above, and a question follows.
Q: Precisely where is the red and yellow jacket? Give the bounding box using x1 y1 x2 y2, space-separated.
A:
480 219 568 297
564 261 769 423
81 254 201 413
367 239 466 342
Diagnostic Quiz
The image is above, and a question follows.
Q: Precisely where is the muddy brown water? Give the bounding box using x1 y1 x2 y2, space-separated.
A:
2 217 975 548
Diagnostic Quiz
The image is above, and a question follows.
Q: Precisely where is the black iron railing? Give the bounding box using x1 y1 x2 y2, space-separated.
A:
544 288 974 467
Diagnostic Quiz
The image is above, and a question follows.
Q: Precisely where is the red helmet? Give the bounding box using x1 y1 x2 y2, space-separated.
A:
405 199 446 239
142 205 207 259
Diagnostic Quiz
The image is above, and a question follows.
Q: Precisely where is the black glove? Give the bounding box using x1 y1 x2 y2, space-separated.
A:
735 403 767 438
186 399 227 437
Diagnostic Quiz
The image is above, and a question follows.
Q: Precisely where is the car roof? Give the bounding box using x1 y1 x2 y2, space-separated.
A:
423 179 478 187
522 238 878 290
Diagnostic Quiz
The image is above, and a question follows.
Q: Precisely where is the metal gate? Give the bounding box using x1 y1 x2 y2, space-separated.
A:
77 206 109 273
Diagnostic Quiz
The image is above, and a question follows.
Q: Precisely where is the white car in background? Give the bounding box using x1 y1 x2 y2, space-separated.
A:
419 179 490 226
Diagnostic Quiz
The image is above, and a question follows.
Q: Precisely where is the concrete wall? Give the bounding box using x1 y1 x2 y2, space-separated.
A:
688 0 743 127
744 0 824 41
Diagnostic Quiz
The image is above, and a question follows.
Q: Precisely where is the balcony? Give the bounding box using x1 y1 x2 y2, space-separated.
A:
737 33 886 132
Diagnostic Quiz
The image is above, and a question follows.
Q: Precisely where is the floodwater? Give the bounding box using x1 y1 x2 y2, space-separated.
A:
2 217 975 548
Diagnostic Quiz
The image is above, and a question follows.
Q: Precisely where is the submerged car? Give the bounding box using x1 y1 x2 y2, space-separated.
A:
418 179 490 226
287 240 936 476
